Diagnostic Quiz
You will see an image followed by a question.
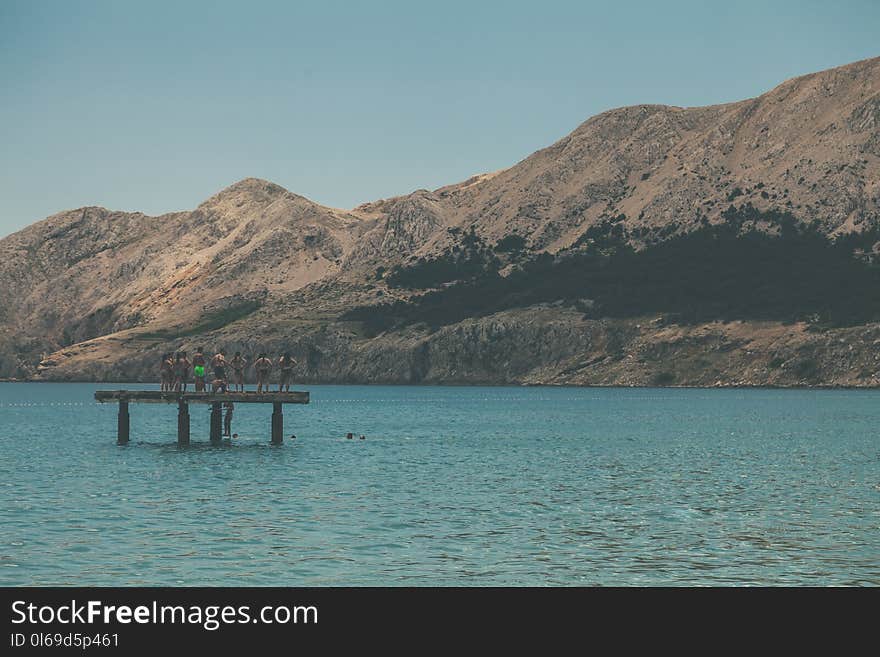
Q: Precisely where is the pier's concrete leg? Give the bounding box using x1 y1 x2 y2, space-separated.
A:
210 402 222 443
177 400 190 446
117 399 130 445
271 402 283 445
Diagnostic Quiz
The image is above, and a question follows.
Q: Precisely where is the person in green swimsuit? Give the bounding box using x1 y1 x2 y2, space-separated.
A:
192 347 207 392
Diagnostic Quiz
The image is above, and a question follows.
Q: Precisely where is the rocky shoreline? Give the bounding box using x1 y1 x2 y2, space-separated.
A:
20 307 880 389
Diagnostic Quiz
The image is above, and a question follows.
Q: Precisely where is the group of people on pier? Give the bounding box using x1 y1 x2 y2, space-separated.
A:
159 348 298 394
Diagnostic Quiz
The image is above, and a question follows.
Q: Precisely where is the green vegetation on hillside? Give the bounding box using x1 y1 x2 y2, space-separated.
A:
383 226 502 288
345 206 880 335
139 299 263 340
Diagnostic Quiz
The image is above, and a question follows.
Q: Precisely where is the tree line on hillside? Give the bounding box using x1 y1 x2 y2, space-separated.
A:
345 205 880 336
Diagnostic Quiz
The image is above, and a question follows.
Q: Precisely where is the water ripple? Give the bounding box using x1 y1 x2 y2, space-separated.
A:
1 383 879 585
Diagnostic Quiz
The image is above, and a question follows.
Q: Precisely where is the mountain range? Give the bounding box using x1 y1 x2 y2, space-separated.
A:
2 55 879 386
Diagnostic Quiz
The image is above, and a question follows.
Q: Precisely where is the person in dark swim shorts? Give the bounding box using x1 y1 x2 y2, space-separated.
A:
211 350 228 387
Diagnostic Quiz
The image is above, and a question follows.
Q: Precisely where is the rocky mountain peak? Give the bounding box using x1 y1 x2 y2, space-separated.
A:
1 56 880 385
197 177 314 214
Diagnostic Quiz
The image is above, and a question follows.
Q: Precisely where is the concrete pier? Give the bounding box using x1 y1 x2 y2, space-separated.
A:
210 402 222 443
271 402 283 445
177 399 190 446
95 390 309 444
117 399 130 445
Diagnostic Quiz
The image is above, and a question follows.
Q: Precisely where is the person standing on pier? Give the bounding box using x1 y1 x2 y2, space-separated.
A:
206 350 227 393
212 350 228 386
230 351 247 392
160 353 173 391
192 347 207 392
174 352 191 392
278 352 297 393
254 353 272 393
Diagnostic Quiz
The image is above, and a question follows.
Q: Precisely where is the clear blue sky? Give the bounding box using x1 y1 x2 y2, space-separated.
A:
1 0 877 236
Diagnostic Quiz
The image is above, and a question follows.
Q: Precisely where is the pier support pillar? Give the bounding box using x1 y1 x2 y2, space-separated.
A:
210 402 222 443
177 400 190 446
271 402 283 445
117 399 130 445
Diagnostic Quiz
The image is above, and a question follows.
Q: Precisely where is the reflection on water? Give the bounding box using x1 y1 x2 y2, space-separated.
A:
1 383 878 585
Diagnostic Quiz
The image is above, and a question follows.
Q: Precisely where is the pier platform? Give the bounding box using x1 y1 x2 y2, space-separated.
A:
95 390 309 445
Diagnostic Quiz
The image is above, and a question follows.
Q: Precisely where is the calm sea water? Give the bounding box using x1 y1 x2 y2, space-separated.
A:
0 382 878 586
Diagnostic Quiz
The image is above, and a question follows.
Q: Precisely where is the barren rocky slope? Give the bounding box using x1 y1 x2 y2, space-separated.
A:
1 56 879 385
